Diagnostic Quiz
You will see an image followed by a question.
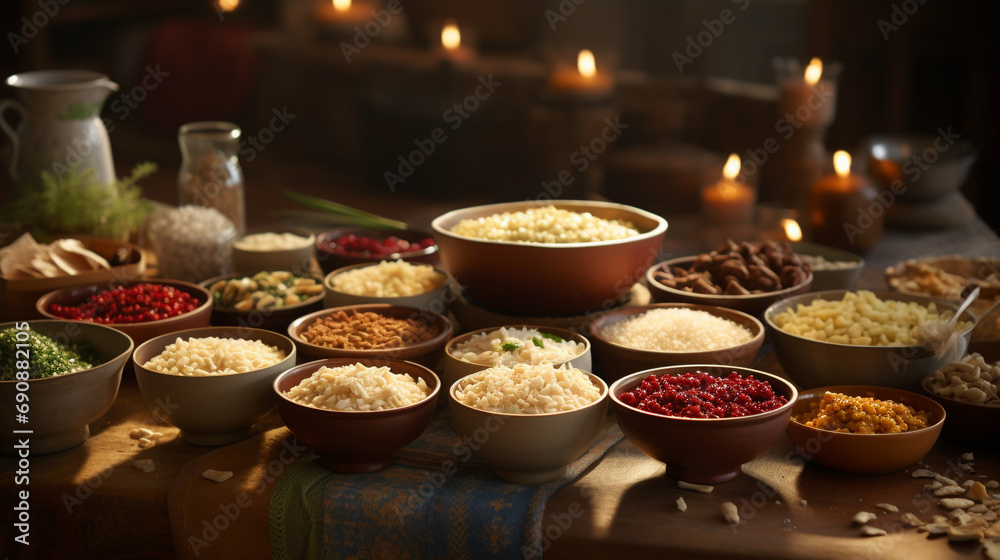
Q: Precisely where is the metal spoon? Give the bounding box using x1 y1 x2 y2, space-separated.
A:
920 286 979 359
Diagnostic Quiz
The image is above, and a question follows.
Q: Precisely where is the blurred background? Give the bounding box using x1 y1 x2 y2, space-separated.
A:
0 0 996 231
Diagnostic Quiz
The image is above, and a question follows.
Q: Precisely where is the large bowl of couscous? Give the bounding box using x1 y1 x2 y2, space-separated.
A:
765 290 976 390
431 200 668 316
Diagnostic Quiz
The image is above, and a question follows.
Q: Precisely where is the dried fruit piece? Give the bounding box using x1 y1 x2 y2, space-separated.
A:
132 459 155 473
860 526 887 537
946 525 983 542
911 468 938 478
876 503 898 513
935 475 959 487
970 481 991 502
900 512 924 527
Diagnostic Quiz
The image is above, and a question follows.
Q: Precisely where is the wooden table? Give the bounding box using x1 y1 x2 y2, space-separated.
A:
2 219 999 560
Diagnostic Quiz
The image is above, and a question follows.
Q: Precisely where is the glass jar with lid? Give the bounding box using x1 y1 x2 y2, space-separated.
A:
177 121 246 235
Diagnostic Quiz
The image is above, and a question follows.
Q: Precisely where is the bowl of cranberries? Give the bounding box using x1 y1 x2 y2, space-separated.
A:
610 365 797 484
314 227 438 275
37 278 213 347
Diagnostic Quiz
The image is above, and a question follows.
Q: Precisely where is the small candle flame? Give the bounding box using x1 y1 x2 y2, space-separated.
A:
577 50 597 78
441 20 461 50
833 150 852 177
333 0 351 13
723 154 741 181
781 219 803 242
804 57 823 85
217 0 240 12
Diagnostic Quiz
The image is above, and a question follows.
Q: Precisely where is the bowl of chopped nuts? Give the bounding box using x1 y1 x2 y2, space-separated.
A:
787 385 945 473
790 242 864 292
36 278 213 347
920 353 1000 445
646 240 812 317
286 304 454 369
200 271 325 332
0 320 133 455
610 365 796 484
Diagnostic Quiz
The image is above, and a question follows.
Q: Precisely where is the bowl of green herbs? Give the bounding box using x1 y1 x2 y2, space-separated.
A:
0 320 133 455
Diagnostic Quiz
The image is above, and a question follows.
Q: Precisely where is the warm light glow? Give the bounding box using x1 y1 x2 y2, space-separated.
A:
217 0 240 12
441 20 461 50
333 0 351 12
782 219 803 242
833 150 852 177
722 153 741 181
577 50 597 78
804 57 823 85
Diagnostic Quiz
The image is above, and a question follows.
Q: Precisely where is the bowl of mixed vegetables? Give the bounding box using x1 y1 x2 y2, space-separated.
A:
0 320 133 455
200 270 325 333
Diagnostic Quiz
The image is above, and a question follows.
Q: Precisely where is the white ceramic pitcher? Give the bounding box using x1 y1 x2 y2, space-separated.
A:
0 70 118 187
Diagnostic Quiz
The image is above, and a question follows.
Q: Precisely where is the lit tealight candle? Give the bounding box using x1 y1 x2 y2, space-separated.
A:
549 49 615 98
781 218 803 242
702 154 756 224
808 150 883 254
316 0 371 30
437 19 474 64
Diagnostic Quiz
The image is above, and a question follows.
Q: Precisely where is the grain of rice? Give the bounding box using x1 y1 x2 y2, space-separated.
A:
451 327 586 367
599 308 753 352
143 337 286 376
285 363 431 411
453 363 602 414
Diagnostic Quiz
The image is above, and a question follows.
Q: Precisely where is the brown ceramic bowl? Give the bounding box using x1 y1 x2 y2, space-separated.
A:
431 200 668 316
199 271 325 333
0 320 133 455
441 325 592 390
920 376 999 446
274 357 440 472
36 278 212 348
286 304 453 369
787 385 945 473
132 327 297 446
765 290 975 391
449 369 608 484
586 303 764 384
610 365 797 484
314 226 438 276
646 256 813 317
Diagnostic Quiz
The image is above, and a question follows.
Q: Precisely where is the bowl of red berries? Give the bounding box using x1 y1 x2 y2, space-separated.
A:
314 227 438 275
37 278 213 347
610 365 797 484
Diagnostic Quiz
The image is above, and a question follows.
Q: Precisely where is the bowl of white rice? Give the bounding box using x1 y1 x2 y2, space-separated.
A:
133 327 297 446
586 303 765 383
448 363 608 484
323 260 454 311
442 325 591 389
273 357 440 472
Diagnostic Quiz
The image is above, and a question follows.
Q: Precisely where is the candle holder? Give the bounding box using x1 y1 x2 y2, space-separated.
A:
770 56 842 212
701 154 757 225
